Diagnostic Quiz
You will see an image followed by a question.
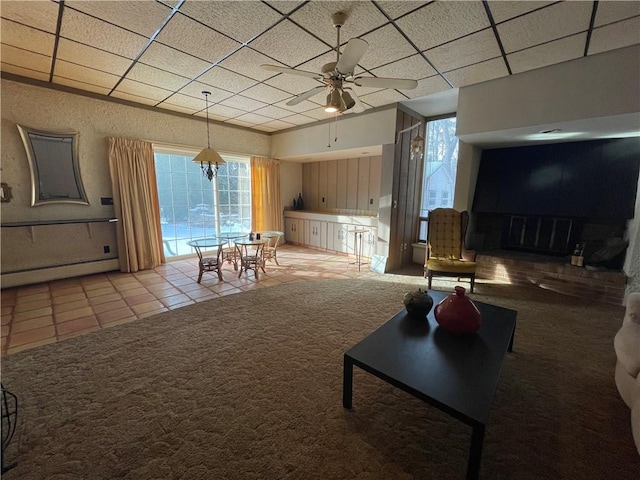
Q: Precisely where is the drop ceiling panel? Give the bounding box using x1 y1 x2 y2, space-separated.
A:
280 113 317 125
369 53 436 80
155 14 241 64
218 48 286 82
396 1 490 51
206 104 246 120
497 1 592 54
487 1 555 24
177 82 234 104
1 19 55 56
0 0 60 33
404 75 451 99
445 57 509 87
138 42 210 78
290 1 388 45
226 118 256 128
594 1 640 27
241 83 291 104
249 19 330 67
508 34 586 74
53 76 112 96
126 63 191 91
358 89 407 107
2 64 49 82
589 17 640 55
110 90 162 106
1 45 51 75
252 124 277 132
233 112 273 125
265 1 305 15
54 60 121 89
261 119 297 130
273 98 323 114
295 51 338 76
157 103 200 115
220 95 268 112
65 0 172 37
300 107 335 120
57 39 132 76
158 93 215 112
60 9 148 59
358 24 417 70
196 67 258 94
376 2 429 20
426 29 501 73
178 1 282 44
113 78 173 102
264 73 324 95
253 105 295 120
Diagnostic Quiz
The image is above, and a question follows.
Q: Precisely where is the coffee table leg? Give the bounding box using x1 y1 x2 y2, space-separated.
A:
343 355 353 409
467 424 485 480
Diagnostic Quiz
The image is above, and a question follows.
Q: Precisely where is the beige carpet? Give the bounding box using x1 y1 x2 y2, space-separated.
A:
1 277 638 480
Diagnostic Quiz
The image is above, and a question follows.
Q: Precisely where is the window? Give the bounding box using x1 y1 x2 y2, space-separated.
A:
418 117 459 242
154 146 251 257
428 190 437 208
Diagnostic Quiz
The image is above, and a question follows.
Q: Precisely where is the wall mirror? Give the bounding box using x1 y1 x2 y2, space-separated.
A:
17 124 89 206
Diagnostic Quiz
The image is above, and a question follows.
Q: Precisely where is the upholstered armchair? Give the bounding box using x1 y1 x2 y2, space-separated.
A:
424 208 477 292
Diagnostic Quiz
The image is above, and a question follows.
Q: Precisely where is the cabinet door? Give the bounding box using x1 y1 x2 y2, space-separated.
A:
285 218 298 244
303 220 310 246
326 222 335 251
320 221 328 250
335 223 349 253
309 220 321 247
363 227 377 259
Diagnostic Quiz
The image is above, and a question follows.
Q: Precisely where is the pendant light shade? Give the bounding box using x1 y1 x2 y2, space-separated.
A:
193 91 225 181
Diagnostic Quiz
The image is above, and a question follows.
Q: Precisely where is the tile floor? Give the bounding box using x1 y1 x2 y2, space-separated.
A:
1 245 414 356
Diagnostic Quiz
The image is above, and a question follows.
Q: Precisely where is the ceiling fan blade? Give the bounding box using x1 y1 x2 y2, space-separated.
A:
336 38 368 75
286 86 326 106
354 76 418 90
260 64 321 79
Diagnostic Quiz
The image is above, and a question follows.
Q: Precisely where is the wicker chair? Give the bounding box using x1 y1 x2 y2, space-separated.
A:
260 231 284 266
424 208 477 292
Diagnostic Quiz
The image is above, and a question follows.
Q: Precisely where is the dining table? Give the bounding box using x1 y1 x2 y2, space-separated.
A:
233 237 269 279
187 237 228 283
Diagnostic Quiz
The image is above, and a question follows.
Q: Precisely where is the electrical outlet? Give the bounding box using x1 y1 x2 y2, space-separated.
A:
103 245 110 254
370 198 373 205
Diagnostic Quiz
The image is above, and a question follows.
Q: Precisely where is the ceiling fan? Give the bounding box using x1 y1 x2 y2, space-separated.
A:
261 11 418 114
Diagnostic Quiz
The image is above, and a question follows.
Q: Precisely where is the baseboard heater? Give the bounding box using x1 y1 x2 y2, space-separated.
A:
1 258 120 289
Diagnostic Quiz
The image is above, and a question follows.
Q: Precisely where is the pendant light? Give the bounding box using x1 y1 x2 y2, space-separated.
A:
193 91 225 181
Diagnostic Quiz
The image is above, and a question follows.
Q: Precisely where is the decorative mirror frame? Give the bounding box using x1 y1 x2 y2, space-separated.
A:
17 125 89 206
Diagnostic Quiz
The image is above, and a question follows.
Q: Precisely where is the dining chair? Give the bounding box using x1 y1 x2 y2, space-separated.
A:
261 231 284 266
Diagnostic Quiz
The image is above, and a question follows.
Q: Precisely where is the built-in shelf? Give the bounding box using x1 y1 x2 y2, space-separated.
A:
1 218 118 242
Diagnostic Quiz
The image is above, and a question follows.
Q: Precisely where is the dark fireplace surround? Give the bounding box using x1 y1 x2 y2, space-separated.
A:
471 137 640 270
468 138 639 305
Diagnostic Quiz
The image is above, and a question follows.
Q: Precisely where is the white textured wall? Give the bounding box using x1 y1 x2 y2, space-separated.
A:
457 45 640 137
270 107 396 159
1 79 270 279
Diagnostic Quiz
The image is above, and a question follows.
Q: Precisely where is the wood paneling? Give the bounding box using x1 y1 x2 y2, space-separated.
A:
369 156 381 212
336 159 348 209
346 158 359 210
327 160 338 209
357 157 370 210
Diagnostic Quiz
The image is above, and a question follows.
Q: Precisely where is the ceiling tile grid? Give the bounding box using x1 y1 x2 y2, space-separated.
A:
1 0 639 135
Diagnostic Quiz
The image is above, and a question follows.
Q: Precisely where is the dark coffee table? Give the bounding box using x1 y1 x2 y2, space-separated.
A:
343 291 516 480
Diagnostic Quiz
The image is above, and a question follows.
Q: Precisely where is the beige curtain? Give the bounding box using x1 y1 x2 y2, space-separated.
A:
108 137 165 272
250 156 283 232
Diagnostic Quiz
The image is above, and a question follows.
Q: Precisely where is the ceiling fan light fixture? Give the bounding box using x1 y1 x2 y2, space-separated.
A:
341 90 355 110
324 89 342 113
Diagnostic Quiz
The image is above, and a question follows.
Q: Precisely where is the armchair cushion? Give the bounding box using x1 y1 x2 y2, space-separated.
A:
427 258 477 274
428 208 463 259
